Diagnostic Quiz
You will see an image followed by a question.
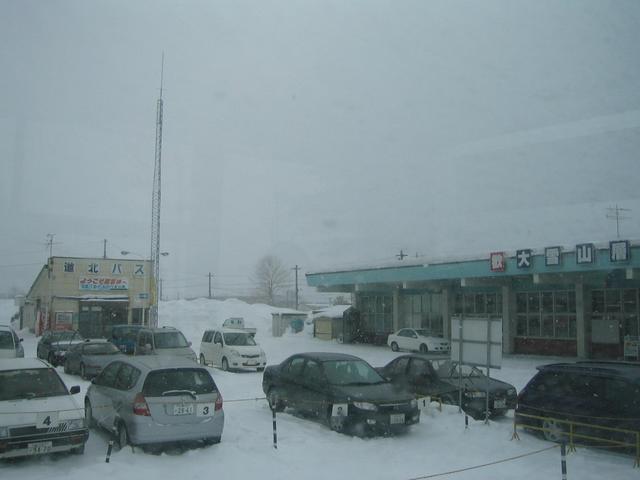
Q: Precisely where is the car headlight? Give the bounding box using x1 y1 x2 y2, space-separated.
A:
465 391 487 398
66 418 85 430
507 388 516 396
229 349 239 356
353 401 377 411
0 427 8 438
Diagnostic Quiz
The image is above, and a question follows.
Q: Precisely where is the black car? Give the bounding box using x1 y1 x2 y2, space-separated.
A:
262 352 420 436
36 330 84 366
516 361 640 447
378 355 517 420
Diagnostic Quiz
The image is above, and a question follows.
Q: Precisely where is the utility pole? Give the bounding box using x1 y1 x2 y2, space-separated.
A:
208 272 213 299
46 233 55 259
103 239 107 259
606 204 631 239
292 265 300 310
45 233 55 332
159 278 163 301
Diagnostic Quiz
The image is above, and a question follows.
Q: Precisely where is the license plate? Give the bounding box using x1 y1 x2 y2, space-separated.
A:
390 413 405 425
28 441 52 454
245 361 258 366
494 398 506 409
173 404 194 415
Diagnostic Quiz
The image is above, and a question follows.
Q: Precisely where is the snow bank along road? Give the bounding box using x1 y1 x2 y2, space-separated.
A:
0 299 636 480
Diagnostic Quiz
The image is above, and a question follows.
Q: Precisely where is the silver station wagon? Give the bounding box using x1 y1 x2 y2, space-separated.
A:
85 356 224 450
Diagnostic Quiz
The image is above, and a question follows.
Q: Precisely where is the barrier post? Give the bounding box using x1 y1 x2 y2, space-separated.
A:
511 415 520 441
635 432 640 468
568 422 576 453
272 406 278 450
560 442 567 480
105 440 114 463
465 414 469 430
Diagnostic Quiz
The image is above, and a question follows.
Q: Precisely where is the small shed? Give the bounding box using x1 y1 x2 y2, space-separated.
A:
312 305 355 343
271 310 308 337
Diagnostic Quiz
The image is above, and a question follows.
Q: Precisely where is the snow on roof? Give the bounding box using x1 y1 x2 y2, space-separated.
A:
312 305 352 319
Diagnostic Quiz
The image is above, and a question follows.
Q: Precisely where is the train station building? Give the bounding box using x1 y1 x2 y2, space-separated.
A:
306 240 640 359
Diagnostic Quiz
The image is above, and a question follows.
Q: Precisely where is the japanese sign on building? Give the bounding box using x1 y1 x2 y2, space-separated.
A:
610 240 630 263
490 252 505 272
111 263 123 275
134 264 145 276
516 249 532 269
79 277 128 291
576 243 595 264
545 246 562 266
63 261 75 273
87 263 100 274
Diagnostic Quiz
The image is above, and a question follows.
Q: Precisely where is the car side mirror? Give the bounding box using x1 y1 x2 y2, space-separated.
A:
69 385 80 395
19 338 23 342
188 341 192 347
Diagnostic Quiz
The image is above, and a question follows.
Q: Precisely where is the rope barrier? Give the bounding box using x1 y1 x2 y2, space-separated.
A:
406 445 559 480
223 396 267 403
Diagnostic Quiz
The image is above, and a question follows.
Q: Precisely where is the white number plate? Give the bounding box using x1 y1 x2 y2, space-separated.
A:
494 398 506 409
173 404 194 416
36 412 59 429
390 413 405 425
28 441 52 454
196 403 215 417
245 361 258 366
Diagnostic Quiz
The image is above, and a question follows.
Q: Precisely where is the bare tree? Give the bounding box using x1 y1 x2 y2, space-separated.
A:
253 255 290 305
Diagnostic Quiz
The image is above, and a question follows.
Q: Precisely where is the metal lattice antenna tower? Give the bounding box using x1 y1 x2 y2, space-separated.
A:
606 204 631 239
150 54 164 327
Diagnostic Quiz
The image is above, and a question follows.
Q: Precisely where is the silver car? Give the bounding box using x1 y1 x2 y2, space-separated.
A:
0 325 23 359
85 356 224 450
64 340 125 379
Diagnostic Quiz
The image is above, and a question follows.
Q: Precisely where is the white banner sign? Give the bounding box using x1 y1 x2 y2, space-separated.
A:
451 317 503 369
79 277 129 291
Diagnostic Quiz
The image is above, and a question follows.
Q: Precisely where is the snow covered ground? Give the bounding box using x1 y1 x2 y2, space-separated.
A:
0 298 636 479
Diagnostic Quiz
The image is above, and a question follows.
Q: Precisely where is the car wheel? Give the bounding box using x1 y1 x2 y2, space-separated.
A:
63 358 71 374
419 343 428 354
72 444 85 455
85 399 96 428
542 418 566 443
80 363 87 380
116 422 129 450
257 367 265 372
200 354 207 366
48 352 56 366
221 357 229 371
268 388 285 412
203 436 221 446
390 342 399 352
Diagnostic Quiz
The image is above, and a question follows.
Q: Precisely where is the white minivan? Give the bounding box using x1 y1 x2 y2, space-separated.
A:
199 329 266 372
0 325 24 359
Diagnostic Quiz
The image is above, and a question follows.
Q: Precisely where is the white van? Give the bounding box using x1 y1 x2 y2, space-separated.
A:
199 328 266 372
0 325 24 359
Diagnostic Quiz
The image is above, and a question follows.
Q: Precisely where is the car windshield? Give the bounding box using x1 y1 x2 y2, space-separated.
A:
0 331 13 349
143 368 217 396
52 331 81 342
433 360 483 378
84 343 120 355
414 329 433 337
223 332 256 346
0 368 68 400
113 327 140 340
323 360 385 386
153 331 189 348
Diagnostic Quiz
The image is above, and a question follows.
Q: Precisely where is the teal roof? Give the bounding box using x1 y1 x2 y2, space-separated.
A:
306 245 640 288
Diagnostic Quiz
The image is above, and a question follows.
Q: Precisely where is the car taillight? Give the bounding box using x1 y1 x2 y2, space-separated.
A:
215 392 223 411
133 393 151 416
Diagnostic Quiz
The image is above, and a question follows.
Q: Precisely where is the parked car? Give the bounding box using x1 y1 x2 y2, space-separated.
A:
64 340 125 379
378 355 517 420
134 326 197 362
85 356 224 450
0 358 88 459
0 324 23 358
262 352 420 436
200 328 266 371
515 361 640 447
109 324 144 354
222 317 257 336
386 328 450 354
37 330 84 366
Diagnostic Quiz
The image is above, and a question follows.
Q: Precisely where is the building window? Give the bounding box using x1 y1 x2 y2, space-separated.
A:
359 294 393 334
403 293 443 336
592 288 640 338
455 292 502 317
515 290 576 339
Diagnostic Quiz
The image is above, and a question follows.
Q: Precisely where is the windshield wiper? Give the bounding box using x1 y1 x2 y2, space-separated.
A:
161 389 197 399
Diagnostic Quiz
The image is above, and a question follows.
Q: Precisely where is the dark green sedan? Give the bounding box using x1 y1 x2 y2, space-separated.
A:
262 352 420 436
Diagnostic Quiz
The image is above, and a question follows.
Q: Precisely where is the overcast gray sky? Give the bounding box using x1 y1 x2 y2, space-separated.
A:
1 0 640 299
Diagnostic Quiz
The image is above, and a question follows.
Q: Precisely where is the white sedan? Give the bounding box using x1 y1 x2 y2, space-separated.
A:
387 328 450 354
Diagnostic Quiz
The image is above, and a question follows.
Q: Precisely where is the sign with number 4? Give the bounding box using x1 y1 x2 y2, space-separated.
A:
196 403 215 417
36 411 59 429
